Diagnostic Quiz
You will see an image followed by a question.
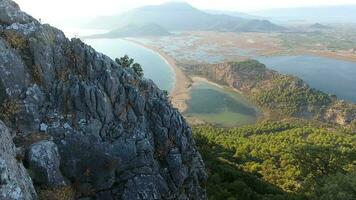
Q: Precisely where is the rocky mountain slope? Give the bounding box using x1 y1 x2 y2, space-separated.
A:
0 0 207 199
186 60 356 126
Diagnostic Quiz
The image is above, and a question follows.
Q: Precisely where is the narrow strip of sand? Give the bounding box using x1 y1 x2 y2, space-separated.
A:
125 39 192 112
191 76 223 89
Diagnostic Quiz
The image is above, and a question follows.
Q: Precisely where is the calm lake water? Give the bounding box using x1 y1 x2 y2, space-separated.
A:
258 55 356 103
84 39 175 92
185 79 261 127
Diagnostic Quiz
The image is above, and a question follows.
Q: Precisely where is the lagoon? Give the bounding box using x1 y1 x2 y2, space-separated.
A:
185 78 261 127
258 55 356 103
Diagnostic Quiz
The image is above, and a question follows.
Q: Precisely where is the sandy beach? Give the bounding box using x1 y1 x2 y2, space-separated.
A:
190 76 223 89
126 39 192 112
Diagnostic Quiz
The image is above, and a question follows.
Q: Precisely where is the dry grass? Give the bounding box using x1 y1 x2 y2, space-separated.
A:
38 186 75 200
1 30 28 50
154 149 167 161
14 132 51 149
0 99 21 121
57 67 70 82
31 64 43 85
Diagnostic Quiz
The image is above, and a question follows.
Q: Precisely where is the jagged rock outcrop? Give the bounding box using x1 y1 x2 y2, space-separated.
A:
0 120 37 200
0 0 207 199
0 0 36 25
322 101 356 126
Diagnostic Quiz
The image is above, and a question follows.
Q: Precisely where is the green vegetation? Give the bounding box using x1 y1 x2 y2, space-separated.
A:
162 90 169 98
132 63 144 77
252 75 332 117
313 172 356 200
115 55 144 77
230 60 266 72
115 55 134 68
278 32 356 51
187 60 335 118
193 121 356 199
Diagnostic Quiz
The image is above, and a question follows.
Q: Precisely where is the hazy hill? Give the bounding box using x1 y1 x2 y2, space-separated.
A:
87 2 285 32
251 5 356 23
309 23 330 29
205 9 263 20
85 23 171 38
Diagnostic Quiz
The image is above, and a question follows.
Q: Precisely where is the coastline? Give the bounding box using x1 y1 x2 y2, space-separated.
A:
190 76 223 89
125 38 192 112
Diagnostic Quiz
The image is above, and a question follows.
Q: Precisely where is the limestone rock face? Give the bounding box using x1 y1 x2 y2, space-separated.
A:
0 120 37 200
0 0 36 25
322 101 356 126
26 140 66 187
0 0 207 199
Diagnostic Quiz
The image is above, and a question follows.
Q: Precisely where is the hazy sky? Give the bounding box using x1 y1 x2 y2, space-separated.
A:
15 0 356 25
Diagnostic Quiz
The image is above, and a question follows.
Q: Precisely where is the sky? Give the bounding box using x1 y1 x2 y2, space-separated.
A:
14 0 356 26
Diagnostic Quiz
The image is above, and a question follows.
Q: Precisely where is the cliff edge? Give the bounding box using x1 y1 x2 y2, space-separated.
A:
0 0 207 199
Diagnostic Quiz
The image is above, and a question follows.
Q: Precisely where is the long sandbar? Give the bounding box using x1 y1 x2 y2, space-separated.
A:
126 39 192 112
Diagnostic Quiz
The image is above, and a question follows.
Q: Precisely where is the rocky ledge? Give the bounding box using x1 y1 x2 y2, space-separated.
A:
0 0 207 199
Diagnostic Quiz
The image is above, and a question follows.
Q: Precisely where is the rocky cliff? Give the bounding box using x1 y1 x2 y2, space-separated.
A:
0 0 207 199
0 120 37 200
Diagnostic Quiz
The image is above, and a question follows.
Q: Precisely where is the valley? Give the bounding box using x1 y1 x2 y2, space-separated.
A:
79 2 356 127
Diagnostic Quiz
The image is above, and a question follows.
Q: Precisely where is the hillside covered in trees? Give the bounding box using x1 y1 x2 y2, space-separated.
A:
193 121 356 200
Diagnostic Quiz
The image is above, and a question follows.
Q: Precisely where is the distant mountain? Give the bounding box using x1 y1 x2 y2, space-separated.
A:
251 5 356 24
87 2 285 32
309 23 331 29
205 10 263 20
85 23 171 38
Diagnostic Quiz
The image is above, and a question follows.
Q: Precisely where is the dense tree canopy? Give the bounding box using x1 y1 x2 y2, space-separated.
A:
193 121 356 200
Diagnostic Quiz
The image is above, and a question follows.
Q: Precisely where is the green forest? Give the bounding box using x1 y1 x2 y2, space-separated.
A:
193 121 356 200
251 75 332 117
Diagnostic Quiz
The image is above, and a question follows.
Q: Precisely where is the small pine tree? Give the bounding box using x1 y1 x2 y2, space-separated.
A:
163 90 169 97
115 55 144 77
132 63 144 77
115 55 134 68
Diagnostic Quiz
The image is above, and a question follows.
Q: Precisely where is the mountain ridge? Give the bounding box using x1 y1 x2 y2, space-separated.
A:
86 2 285 32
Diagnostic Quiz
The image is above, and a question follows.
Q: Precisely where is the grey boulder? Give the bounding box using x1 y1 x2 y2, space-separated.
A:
0 120 37 200
26 140 66 187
